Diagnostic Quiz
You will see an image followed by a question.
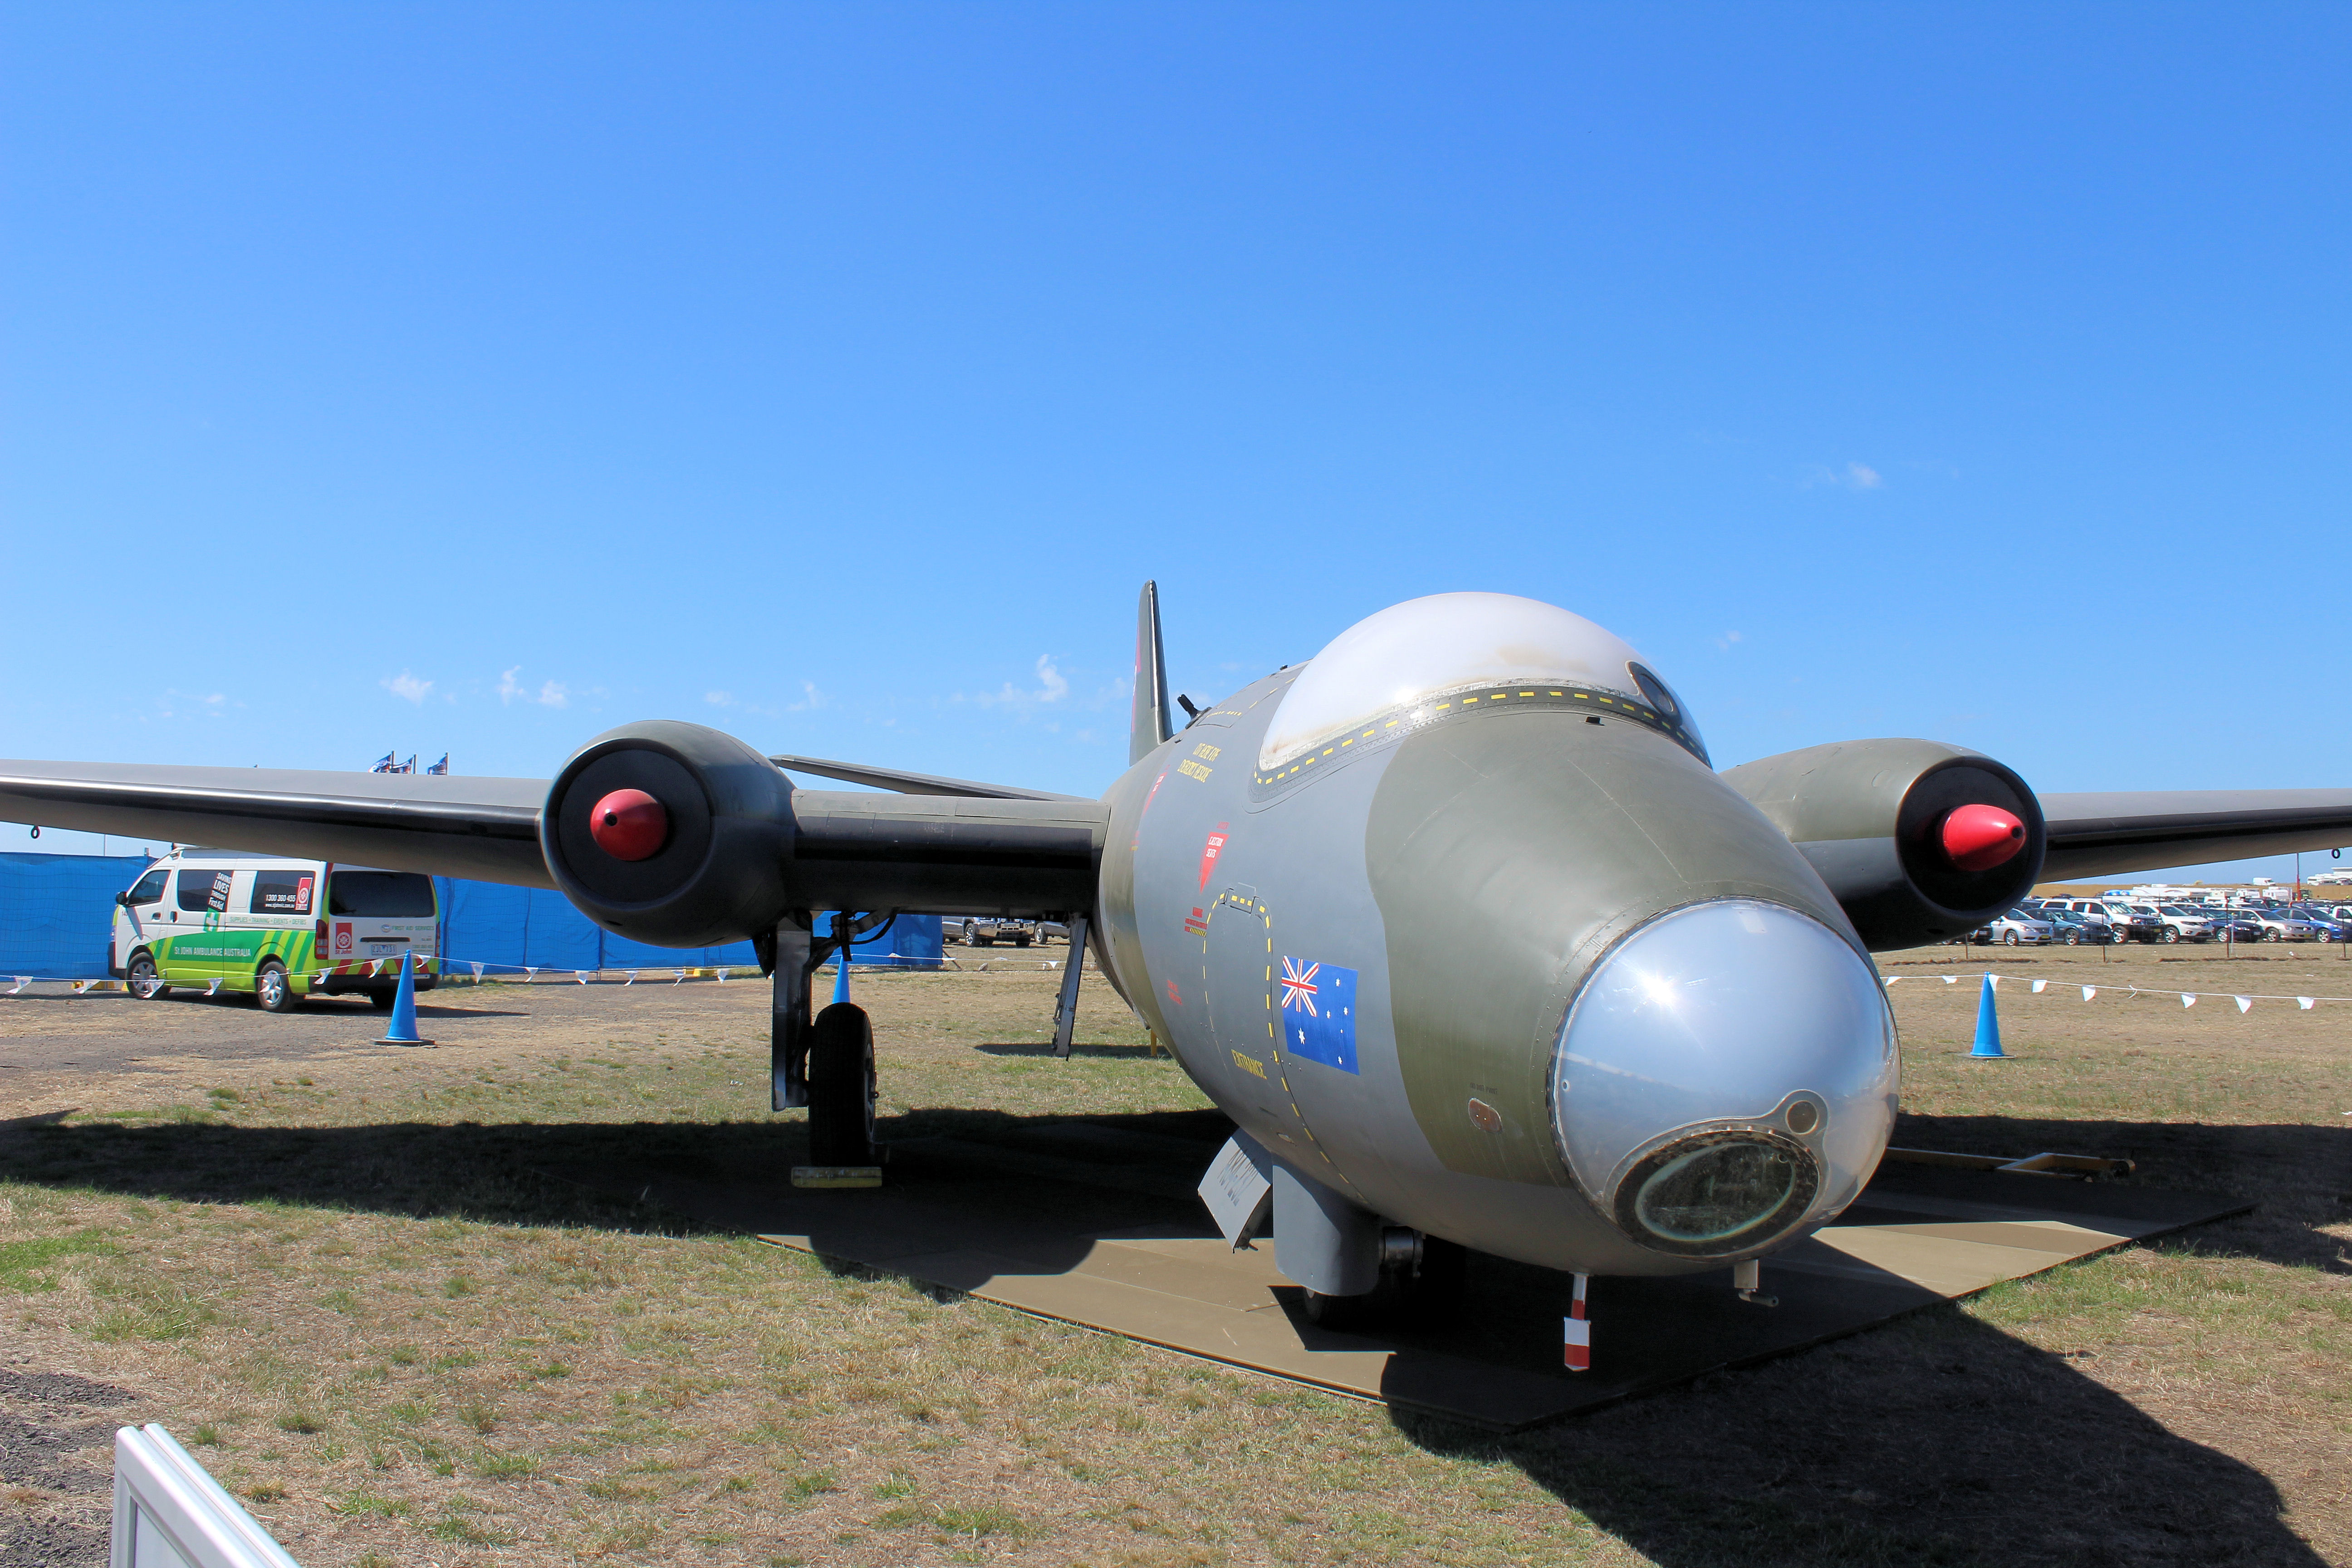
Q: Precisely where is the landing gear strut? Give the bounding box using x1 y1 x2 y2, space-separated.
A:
767 912 891 1174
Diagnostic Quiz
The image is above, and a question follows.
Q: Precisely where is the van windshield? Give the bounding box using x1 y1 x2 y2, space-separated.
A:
328 872 436 917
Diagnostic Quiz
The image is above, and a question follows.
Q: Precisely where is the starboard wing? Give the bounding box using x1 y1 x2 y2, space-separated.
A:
0 760 553 886
2038 789 2352 881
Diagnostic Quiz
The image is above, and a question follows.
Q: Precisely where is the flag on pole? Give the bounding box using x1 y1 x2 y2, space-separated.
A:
426 755 450 775
371 753 396 772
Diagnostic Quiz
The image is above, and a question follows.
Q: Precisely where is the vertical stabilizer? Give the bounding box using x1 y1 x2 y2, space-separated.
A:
1132 581 1173 764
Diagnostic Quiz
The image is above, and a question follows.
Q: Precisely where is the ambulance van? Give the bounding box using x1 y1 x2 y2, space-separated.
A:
109 851 440 1012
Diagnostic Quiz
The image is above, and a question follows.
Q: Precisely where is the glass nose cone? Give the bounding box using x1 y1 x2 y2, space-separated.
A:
1552 898 1897 1258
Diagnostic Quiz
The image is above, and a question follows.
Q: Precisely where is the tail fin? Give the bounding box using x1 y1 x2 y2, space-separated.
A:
1131 581 1172 764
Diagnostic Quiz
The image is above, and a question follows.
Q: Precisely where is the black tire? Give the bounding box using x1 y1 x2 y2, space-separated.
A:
2264 929 2282 943
2064 933 2081 946
2164 928 2180 944
254 960 296 1013
2003 932 2019 946
807 1002 877 1167
127 951 170 1000
974 934 993 947
369 989 397 1010
960 921 976 946
1013 934 1031 948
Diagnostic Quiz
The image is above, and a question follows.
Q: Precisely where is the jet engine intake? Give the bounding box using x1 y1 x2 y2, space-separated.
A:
1720 739 2045 951
540 720 794 947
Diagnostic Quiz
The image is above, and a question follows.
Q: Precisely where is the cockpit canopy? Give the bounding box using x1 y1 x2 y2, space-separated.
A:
1259 593 1707 771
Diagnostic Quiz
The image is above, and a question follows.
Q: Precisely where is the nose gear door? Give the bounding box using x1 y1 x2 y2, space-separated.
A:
1200 888 1350 1190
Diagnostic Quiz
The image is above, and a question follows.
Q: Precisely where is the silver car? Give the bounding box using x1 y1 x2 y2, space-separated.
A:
1978 911 2054 946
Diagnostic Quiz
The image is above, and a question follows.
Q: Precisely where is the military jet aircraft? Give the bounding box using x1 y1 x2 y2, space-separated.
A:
5 587 2349 1350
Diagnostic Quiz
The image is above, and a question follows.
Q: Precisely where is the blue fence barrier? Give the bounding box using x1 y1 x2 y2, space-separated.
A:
0 853 155 978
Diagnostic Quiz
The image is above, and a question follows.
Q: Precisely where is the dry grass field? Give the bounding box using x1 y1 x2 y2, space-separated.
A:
0 941 2346 1567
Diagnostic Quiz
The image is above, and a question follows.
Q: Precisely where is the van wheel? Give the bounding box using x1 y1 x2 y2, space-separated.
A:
127 953 170 1000
1013 934 1031 948
369 989 397 1009
255 961 295 1013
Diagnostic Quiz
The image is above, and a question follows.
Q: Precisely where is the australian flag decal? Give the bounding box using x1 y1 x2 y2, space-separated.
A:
1279 957 1358 1073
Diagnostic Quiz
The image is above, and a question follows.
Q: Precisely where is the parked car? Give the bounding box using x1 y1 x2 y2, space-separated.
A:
2152 905 2219 943
953 916 1035 948
2239 909 2321 942
1974 911 2054 946
2042 908 2117 946
2288 906 2352 942
2205 912 2266 944
2054 899 2165 944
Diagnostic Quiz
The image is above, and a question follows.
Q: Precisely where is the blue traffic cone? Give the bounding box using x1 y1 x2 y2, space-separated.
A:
379 949 435 1046
1969 973 2006 1058
832 946 852 1005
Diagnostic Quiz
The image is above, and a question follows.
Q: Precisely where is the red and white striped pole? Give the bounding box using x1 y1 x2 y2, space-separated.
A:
1563 1272 1590 1372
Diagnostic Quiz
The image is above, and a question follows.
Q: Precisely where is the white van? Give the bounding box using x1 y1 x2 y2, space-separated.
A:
110 851 440 1012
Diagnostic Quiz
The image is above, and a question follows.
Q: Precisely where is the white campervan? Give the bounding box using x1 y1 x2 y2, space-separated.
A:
110 851 439 1012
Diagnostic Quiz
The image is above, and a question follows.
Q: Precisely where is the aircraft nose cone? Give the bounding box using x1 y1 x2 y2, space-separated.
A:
1552 899 1896 1259
1940 802 2028 872
588 788 668 861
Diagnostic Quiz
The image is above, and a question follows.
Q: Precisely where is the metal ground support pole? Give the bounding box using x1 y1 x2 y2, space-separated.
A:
1051 913 1090 1059
771 920 813 1110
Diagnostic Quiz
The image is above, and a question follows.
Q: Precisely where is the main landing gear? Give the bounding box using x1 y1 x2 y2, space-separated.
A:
766 914 886 1177
1274 1164 1468 1331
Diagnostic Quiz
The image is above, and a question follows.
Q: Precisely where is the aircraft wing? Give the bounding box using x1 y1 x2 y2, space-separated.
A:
0 760 554 886
2038 789 2352 881
0 756 1105 917
770 754 1089 803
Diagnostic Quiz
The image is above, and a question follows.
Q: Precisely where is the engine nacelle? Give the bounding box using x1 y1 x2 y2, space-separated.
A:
540 720 794 948
1721 739 2045 951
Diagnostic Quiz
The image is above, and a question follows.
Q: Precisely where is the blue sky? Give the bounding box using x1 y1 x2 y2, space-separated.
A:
4 5 2346 887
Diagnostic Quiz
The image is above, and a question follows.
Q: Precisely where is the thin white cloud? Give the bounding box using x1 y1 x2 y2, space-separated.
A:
705 691 734 706
978 656 1069 709
1715 630 1744 652
383 671 433 705
497 666 569 708
787 682 826 713
1799 462 1887 492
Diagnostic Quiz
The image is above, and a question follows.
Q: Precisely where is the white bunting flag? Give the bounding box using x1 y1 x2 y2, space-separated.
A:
2082 986 2097 1001
625 970 638 985
2032 979 2048 994
2234 995 2252 1013
576 970 589 985
673 969 686 984
314 971 329 985
524 968 540 983
1941 975 1958 984
206 978 222 996
470 961 485 979
6 976 28 995
1884 976 1900 986
2298 997 2315 1010
715 968 728 983
71 980 91 995
1988 974 2001 990
2180 993 2196 1008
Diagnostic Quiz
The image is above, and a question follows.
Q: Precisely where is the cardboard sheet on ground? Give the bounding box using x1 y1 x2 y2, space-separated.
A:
544 1116 2245 1431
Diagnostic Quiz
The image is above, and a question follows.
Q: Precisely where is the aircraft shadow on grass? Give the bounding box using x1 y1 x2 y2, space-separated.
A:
0 1107 2328 1568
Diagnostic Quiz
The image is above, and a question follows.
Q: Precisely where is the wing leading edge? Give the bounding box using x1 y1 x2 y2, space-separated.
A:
0 757 1105 919
2039 790 2352 882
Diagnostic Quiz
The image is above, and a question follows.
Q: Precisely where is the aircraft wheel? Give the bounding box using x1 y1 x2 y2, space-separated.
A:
369 989 397 1009
127 952 170 1000
807 1002 877 1166
255 961 296 1014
